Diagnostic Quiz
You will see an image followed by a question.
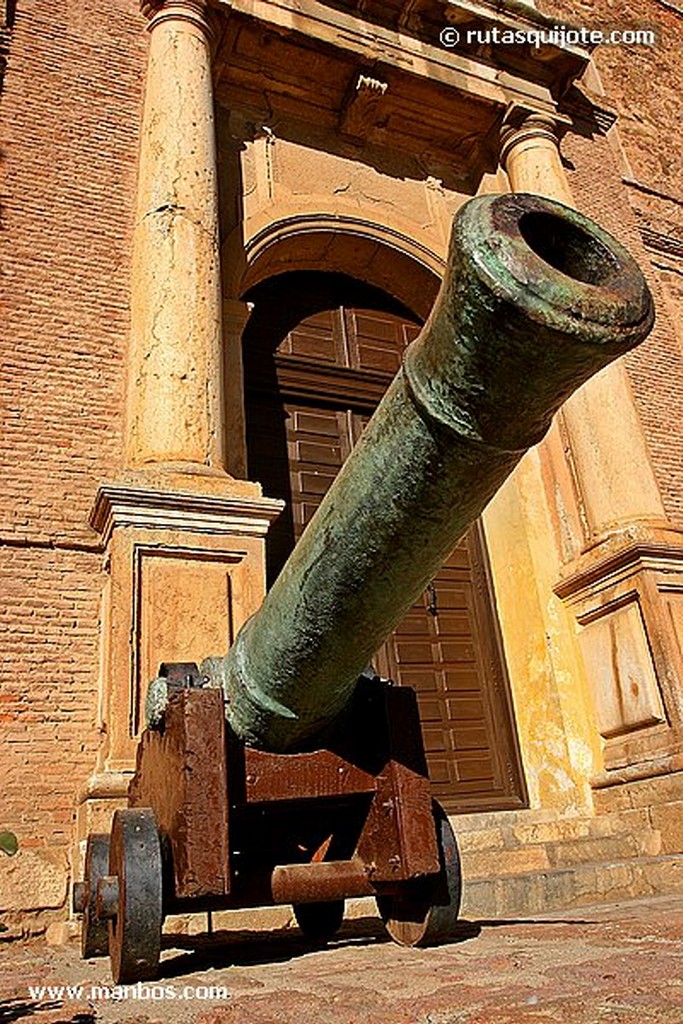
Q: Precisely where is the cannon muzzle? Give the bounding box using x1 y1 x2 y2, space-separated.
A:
205 193 654 752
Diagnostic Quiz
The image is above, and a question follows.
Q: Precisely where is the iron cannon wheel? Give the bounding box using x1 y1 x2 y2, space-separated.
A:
376 801 461 947
293 900 345 944
108 808 164 984
79 833 110 959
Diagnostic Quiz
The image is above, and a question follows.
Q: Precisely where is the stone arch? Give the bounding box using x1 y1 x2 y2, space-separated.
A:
225 207 446 321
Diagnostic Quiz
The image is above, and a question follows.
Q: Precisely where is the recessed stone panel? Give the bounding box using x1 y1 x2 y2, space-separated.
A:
135 548 241 734
579 599 666 739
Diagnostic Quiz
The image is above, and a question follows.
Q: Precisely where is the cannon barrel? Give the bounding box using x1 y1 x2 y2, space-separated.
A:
206 193 654 752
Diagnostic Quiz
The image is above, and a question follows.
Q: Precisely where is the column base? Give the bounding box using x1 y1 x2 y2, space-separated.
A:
74 772 134 876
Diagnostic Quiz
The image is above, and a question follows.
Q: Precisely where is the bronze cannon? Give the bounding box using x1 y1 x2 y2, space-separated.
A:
74 194 654 983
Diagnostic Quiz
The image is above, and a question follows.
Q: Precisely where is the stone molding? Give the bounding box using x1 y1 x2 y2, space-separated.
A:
225 207 444 319
90 481 284 546
591 105 619 136
214 0 558 113
141 0 217 39
560 85 619 137
555 525 683 604
638 222 683 261
77 771 134 805
499 103 572 166
245 210 444 273
339 73 389 139
591 752 683 791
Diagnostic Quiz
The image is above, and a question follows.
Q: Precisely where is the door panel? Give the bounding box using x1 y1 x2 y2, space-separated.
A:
245 298 527 813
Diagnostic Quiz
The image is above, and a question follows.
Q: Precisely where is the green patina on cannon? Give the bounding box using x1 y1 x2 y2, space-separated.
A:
209 193 654 754
74 194 654 984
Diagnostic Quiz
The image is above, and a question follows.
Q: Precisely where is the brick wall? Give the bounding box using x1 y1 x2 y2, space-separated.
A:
1 0 144 544
0 0 145 926
0 547 103 845
538 0 683 196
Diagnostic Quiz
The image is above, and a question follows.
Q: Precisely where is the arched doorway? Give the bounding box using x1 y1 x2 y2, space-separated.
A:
242 270 527 814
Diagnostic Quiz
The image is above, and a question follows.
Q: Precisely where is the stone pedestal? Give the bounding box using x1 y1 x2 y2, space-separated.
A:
90 471 282 774
557 527 683 783
76 471 282 873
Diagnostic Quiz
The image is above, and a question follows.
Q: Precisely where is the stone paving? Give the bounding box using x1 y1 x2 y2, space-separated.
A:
1 895 682 1024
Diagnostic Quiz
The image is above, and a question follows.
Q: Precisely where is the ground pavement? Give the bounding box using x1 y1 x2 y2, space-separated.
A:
1 894 682 1024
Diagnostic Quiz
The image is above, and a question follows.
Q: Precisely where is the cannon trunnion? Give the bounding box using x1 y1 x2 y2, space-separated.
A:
73 193 655 982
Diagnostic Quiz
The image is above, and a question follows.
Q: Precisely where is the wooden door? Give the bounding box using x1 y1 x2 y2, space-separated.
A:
243 277 527 813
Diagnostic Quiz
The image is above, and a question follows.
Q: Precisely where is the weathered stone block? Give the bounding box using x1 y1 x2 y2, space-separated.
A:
593 862 638 899
0 848 68 913
650 802 683 855
624 773 683 811
512 818 591 846
45 920 80 946
637 855 683 895
587 807 651 839
457 828 506 853
547 835 640 868
459 879 498 920
495 872 546 916
593 786 634 815
462 846 550 879
540 868 577 910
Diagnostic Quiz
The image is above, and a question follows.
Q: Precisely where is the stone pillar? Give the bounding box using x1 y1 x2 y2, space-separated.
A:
500 111 574 207
501 107 665 536
497 105 683 792
77 0 283 846
127 0 225 470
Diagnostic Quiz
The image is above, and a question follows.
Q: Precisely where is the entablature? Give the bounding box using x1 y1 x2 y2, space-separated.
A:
213 0 590 172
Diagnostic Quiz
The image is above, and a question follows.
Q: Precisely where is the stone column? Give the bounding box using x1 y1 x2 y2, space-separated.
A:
127 0 226 470
500 111 574 207
500 107 665 537
497 105 683 791
77 1 284 845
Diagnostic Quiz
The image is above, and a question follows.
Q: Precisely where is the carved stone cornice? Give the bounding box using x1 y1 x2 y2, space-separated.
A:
592 105 618 135
554 523 683 604
637 220 683 261
90 479 284 547
559 85 619 138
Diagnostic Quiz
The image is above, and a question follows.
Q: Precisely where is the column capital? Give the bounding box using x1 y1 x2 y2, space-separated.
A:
140 0 219 41
500 103 571 166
